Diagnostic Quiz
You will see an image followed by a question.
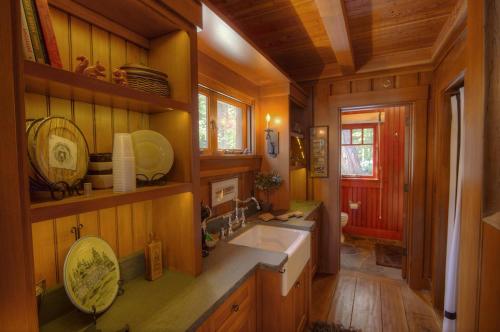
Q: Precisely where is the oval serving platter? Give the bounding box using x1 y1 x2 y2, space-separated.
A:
63 236 120 314
131 129 174 180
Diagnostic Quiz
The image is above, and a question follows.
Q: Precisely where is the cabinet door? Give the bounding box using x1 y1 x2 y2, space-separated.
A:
293 267 308 332
197 274 256 332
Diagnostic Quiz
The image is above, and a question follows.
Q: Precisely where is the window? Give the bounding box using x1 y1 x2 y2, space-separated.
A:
341 124 377 177
198 93 208 149
198 87 251 154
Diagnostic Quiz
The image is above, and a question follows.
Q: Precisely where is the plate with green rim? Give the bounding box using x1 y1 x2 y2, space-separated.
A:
63 236 120 314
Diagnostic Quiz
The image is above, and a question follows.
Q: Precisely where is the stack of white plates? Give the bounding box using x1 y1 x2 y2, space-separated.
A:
113 133 136 192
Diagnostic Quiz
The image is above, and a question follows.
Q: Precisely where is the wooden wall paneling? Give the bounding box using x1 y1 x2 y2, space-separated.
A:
150 111 192 183
116 205 134 258
110 34 127 73
258 93 290 211
132 201 153 251
113 108 129 133
0 1 38 328
74 102 95 152
55 216 78 282
149 31 191 104
78 211 99 237
331 80 350 95
313 80 340 274
428 33 466 310
98 207 118 253
152 193 197 275
407 100 428 289
50 6 70 70
478 3 500 328
49 97 72 119
94 105 113 152
92 25 111 80
478 222 500 331
396 74 419 89
25 93 48 118
70 16 91 65
484 0 500 216
32 220 58 288
457 0 485 330
290 168 307 201
351 79 372 93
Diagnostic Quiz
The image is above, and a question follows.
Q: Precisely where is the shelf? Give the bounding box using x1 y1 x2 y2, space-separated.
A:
30 182 192 222
24 61 192 114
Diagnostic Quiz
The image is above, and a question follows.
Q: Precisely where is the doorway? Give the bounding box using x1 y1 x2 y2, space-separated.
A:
339 105 410 280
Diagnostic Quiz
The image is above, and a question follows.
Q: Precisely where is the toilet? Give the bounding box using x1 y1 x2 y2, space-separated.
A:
340 212 349 243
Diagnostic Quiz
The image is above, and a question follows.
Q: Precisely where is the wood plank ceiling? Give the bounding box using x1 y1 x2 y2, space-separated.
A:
206 0 461 82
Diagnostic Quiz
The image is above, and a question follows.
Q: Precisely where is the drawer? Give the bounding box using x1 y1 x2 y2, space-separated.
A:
197 274 256 332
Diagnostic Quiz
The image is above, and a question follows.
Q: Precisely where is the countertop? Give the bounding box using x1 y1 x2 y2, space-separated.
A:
246 200 322 231
40 200 322 332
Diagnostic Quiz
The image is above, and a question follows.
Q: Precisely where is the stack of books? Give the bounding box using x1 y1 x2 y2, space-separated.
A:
20 0 62 68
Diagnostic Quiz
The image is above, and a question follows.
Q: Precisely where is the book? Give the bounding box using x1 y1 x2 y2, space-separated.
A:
20 1 36 62
21 0 46 64
34 0 62 68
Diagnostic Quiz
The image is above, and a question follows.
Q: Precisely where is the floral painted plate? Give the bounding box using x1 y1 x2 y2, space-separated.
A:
63 236 120 314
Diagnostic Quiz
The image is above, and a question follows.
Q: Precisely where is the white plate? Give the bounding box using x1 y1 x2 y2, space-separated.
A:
63 236 120 314
131 130 174 180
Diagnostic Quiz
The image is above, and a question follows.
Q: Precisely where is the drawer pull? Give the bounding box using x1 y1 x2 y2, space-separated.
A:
295 281 301 288
231 304 240 313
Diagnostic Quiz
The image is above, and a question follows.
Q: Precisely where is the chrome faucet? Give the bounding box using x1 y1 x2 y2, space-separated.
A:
222 213 234 236
233 197 261 228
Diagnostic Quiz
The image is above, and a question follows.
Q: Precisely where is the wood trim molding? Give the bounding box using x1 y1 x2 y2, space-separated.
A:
457 0 486 330
330 86 429 108
0 0 38 329
314 0 355 74
329 89 430 289
431 0 467 63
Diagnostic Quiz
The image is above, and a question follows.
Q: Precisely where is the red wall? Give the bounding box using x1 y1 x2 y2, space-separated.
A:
341 106 406 240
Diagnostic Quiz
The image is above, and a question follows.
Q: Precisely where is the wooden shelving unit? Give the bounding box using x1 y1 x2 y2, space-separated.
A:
2 0 203 328
24 61 192 113
30 182 193 222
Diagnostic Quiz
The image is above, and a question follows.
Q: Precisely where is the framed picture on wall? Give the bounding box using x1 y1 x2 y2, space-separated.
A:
310 126 329 178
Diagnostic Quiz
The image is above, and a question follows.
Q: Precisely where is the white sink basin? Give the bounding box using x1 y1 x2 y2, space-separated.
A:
229 225 310 296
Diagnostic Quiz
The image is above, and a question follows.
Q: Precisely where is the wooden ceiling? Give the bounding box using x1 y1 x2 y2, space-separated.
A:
205 0 464 82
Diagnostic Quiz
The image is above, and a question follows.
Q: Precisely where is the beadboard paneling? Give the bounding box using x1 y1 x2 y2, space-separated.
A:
27 6 152 289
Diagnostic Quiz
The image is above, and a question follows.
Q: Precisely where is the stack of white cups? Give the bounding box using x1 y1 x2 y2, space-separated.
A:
113 133 136 192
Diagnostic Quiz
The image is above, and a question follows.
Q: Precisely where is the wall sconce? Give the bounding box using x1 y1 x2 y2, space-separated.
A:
265 113 279 158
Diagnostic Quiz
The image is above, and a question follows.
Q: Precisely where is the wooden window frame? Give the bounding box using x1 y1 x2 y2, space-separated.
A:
341 123 379 179
198 86 251 156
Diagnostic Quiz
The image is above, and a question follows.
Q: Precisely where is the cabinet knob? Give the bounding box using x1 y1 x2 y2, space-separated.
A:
231 304 240 312
295 281 301 288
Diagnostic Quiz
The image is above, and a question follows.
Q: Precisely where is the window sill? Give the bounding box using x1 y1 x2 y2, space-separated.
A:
341 177 380 181
200 154 262 160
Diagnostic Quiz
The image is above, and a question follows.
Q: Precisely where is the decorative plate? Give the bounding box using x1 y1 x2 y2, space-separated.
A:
131 130 174 180
63 236 120 314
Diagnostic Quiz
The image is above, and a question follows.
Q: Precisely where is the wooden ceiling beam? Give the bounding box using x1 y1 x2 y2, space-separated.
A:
314 0 355 75
431 0 467 63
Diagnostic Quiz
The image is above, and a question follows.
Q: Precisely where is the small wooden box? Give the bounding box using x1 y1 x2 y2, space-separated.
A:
145 240 163 281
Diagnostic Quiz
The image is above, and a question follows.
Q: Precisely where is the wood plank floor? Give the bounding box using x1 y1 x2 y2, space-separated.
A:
311 270 441 332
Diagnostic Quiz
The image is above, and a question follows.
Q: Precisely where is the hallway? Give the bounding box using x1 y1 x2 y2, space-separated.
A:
311 270 441 332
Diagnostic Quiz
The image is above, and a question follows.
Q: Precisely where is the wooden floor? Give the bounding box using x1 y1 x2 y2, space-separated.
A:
311 270 441 332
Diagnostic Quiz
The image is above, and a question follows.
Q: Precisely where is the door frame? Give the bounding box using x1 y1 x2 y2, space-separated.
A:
329 86 429 289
